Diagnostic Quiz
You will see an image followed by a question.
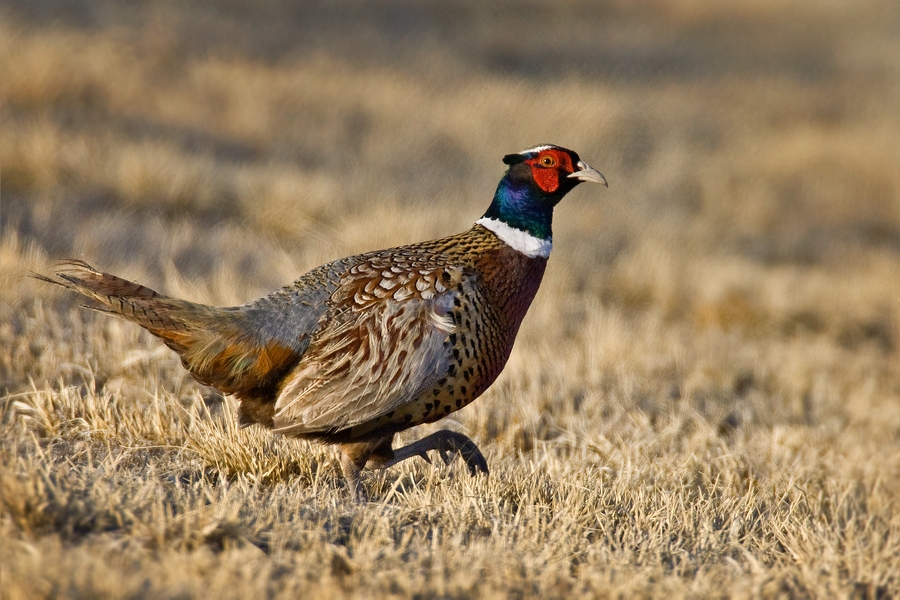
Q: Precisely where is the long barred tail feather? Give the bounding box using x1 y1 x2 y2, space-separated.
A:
32 260 302 422
32 259 192 331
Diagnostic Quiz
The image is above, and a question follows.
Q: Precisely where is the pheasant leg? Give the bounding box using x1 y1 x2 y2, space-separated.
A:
339 450 367 502
376 430 489 476
339 431 488 500
339 437 396 501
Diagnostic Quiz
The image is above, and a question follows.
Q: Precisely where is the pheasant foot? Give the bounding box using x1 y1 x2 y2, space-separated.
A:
377 430 489 476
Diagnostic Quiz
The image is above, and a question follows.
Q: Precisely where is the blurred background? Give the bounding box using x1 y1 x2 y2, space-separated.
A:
2 0 899 415
3 4 900 594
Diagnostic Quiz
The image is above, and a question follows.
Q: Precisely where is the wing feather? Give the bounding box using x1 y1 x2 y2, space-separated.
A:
271 264 469 436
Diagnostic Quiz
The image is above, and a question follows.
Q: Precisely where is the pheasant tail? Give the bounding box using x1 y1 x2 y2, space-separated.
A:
33 260 301 407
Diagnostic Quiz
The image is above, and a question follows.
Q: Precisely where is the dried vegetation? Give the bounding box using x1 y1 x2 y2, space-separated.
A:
2 1 899 597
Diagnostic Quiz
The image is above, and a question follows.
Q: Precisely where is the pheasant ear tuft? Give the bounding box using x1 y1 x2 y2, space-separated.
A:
502 153 526 165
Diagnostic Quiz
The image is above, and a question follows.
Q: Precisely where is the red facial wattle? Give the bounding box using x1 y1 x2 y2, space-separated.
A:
526 149 575 194
531 165 560 193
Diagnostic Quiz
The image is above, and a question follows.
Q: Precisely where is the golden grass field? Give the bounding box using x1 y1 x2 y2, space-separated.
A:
2 1 899 597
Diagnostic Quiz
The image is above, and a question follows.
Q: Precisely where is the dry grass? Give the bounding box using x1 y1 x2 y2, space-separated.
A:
2 0 900 597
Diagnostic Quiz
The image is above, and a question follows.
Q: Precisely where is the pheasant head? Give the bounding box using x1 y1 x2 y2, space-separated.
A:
477 144 607 258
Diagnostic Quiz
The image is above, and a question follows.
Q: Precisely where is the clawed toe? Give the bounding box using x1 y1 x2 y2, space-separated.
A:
377 429 490 478
461 447 489 476
458 444 489 476
430 430 489 477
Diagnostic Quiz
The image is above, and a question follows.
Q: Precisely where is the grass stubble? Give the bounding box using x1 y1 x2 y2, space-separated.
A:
2 1 899 597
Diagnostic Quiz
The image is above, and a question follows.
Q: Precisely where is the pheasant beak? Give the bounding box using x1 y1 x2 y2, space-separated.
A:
568 160 608 187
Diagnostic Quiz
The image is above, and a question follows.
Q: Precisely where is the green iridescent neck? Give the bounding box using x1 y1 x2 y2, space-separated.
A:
481 176 554 241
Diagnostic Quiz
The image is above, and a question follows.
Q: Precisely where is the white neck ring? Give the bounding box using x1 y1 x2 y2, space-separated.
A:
476 217 552 258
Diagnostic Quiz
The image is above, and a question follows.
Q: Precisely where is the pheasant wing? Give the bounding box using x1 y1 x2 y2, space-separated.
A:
271 261 473 436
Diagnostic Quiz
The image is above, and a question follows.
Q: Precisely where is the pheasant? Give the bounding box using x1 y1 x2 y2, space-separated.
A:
35 144 607 498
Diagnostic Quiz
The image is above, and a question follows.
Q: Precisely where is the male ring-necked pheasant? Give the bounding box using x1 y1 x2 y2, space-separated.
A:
36 144 607 498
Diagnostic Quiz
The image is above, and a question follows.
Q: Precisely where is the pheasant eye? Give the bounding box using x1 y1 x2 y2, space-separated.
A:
539 155 557 167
